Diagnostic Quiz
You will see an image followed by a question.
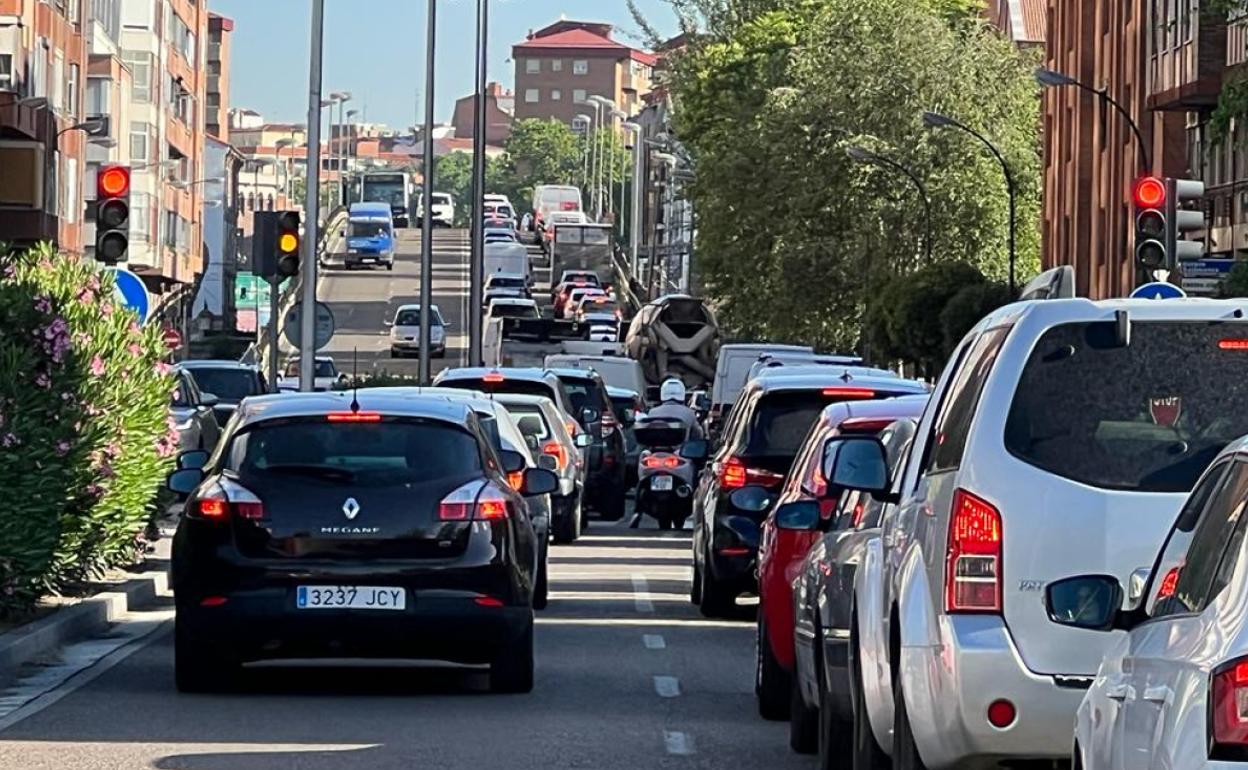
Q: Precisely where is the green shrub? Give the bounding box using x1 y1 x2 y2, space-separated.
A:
939 281 1015 356
0 246 176 614
333 370 422 390
1222 261 1248 298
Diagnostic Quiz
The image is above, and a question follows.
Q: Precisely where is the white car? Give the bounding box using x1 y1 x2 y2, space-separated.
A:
387 303 447 359
821 289 1248 769
487 297 541 320
1064 432 1248 770
484 273 530 306
277 356 347 392
562 287 606 319
421 192 454 227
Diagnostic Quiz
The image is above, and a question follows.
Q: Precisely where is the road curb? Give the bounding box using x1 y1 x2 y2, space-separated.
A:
0 569 170 688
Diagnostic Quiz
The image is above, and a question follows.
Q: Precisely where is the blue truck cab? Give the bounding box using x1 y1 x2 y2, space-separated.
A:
345 202 396 270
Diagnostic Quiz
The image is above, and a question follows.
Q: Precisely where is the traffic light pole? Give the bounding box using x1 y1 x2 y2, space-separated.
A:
268 276 279 391
299 0 325 392
467 0 488 367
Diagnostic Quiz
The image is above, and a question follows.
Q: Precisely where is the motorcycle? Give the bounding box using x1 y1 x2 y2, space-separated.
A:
633 417 709 530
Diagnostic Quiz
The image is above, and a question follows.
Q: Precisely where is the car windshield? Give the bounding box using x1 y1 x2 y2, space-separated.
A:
186 368 259 403
491 304 539 319
488 277 526 289
395 309 442 327
505 404 551 442
349 222 389 238
1005 321 1248 493
581 301 618 314
432 195 452 206
227 418 481 488
557 377 605 418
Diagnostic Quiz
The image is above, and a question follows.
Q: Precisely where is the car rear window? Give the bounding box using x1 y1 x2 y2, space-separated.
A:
227 418 481 487
506 404 551 441
1005 322 1248 493
491 304 539 319
187 368 260 402
744 389 912 458
557 377 605 417
442 378 557 403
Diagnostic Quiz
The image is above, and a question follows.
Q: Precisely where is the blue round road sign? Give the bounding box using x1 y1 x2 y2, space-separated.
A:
1129 282 1187 300
104 267 151 322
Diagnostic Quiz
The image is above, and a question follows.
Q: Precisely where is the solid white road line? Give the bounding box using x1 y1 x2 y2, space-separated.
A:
631 573 654 613
642 634 666 650
663 730 696 755
653 675 681 698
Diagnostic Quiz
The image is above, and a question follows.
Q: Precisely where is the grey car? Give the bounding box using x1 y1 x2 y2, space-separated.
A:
495 393 590 544
171 367 222 452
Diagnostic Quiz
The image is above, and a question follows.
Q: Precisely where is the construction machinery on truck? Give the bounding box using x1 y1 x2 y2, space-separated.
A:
624 294 722 396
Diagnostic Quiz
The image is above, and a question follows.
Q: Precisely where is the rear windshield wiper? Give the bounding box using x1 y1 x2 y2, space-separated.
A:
263 464 356 483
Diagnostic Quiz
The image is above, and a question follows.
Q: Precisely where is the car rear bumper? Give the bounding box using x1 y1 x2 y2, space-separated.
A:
901 614 1086 768
391 339 445 353
178 587 529 665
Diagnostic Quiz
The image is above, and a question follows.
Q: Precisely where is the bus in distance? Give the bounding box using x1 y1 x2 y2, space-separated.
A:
361 172 413 228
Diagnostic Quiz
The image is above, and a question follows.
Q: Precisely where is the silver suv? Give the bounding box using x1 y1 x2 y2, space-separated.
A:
823 295 1248 768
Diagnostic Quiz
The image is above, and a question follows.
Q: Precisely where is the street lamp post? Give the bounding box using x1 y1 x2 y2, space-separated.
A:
299 0 326 393
590 96 616 220
576 113 594 192
467 0 490 367
1035 67 1151 173
608 108 627 225
419 0 438 384
275 138 294 204
847 145 932 265
623 122 643 276
577 99 602 215
922 111 1016 294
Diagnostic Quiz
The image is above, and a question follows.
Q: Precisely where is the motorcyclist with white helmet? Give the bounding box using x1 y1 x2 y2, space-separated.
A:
646 378 704 440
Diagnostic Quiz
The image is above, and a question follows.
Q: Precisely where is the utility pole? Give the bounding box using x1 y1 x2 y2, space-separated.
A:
299 0 325 392
467 0 488 366
418 0 437 384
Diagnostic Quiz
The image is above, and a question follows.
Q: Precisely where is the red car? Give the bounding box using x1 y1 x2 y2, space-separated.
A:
751 393 929 722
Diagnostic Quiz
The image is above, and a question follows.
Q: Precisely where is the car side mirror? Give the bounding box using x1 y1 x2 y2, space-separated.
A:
200 392 220 408
166 468 204 498
581 407 600 425
823 436 892 501
499 449 527 475
178 450 210 470
522 468 559 496
538 454 559 471
774 500 821 531
1044 575 1124 632
680 439 710 461
575 433 593 448
384 319 394 327
729 485 775 513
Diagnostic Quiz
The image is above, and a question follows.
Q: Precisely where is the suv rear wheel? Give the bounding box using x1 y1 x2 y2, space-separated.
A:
756 619 790 720
490 615 535 693
892 679 928 769
848 630 889 769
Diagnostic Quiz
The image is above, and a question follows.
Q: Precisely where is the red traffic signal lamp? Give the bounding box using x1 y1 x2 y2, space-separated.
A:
1133 176 1167 271
95 165 131 265
1133 176 1166 209
276 211 301 278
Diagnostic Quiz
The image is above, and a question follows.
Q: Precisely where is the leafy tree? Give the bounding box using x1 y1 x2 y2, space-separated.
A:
496 119 586 210
433 152 476 227
1222 260 1248 298
887 262 987 375
668 0 1040 355
939 279 1014 355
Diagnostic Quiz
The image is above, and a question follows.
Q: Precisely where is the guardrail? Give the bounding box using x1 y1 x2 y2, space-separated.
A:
245 205 349 368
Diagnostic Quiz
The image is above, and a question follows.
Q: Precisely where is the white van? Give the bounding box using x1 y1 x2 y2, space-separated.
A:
532 185 583 231
485 242 530 284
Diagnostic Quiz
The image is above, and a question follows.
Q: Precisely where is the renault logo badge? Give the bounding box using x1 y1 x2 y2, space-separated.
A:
342 497 361 520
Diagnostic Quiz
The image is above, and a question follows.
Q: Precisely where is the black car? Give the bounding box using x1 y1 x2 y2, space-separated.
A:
547 368 628 521
168 391 558 694
178 360 268 426
691 369 928 617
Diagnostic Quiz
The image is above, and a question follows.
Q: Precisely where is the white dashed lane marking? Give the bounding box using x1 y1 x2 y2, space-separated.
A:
653 675 681 698
631 573 654 613
663 730 696 755
642 634 666 650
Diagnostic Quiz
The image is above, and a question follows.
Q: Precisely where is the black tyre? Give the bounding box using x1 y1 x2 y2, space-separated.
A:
658 516 673 531
756 619 791 720
533 548 549 610
690 559 704 604
489 614 535 694
552 501 578 544
892 679 928 770
174 620 237 693
699 560 736 618
849 632 890 769
790 678 819 754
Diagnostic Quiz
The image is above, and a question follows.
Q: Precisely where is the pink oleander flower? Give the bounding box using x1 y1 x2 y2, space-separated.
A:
91 356 106 377
154 361 172 376
34 372 50 389
55 441 71 457
1 433 17 448
128 343 142 356
34 296 53 314
100 302 114 316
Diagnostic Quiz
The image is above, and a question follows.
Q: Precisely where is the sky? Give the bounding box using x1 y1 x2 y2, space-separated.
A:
209 0 683 131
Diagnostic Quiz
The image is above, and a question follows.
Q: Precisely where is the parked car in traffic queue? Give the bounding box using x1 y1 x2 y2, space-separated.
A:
171 366 223 452
178 360 267 427
387 304 448 359
547 367 629 521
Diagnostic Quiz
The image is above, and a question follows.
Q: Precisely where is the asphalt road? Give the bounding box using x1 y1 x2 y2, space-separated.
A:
0 524 807 770
0 228 811 769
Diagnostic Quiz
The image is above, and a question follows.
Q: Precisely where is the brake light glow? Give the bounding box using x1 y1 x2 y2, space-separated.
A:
192 490 263 522
483 371 505 383
327 411 382 423
1219 339 1248 351
1157 566 1181 599
477 497 509 520
643 454 682 469
945 489 1002 614
839 417 897 434
720 456 784 489
851 499 867 528
542 441 568 470
438 482 511 521
507 471 524 491
197 498 228 518
1211 657 1248 755
823 387 877 399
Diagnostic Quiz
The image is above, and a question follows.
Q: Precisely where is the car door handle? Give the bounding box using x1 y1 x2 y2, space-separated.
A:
1142 685 1171 705
1105 680 1130 701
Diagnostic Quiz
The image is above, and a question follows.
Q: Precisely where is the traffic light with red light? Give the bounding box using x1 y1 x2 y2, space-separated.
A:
1133 176 1166 271
95 165 131 265
276 211 301 278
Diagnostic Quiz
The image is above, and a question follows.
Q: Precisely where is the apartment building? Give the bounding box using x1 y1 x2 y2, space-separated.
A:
118 0 208 292
512 20 655 127
84 0 132 262
452 82 513 144
0 0 90 254
204 10 229 140
1041 0 1188 298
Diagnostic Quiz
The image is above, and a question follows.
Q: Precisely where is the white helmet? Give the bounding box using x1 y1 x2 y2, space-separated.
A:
660 378 686 404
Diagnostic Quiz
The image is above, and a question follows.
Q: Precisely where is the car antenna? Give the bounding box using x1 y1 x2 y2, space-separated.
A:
840 370 854 383
349 347 361 414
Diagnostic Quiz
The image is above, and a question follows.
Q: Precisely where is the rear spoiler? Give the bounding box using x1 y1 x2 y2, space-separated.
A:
1019 265 1076 301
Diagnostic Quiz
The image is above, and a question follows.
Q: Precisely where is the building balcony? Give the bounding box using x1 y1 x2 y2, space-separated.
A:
1148 10 1228 111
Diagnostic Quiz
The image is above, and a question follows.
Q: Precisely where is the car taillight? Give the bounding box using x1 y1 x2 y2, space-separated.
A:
945 489 1002 614
839 417 896 434
327 411 382 423
190 483 264 522
1212 658 1248 756
720 456 784 490
1156 565 1181 599
439 482 511 521
601 411 617 436
507 471 524 491
542 441 568 470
